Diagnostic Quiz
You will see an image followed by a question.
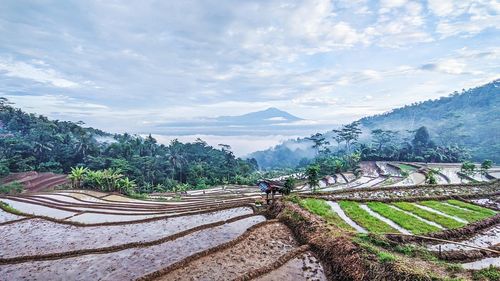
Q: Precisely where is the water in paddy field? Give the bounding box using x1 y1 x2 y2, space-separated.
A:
326 201 367 233
0 216 267 281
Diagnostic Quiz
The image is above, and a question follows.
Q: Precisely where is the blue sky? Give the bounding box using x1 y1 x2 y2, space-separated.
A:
0 0 499 155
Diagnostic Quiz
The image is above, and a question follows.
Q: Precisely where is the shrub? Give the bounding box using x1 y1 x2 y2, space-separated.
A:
472 266 500 281
0 181 23 194
282 177 296 195
0 163 9 177
38 161 63 173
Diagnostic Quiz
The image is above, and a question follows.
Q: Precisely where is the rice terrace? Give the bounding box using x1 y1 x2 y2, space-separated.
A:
1 0 500 280
1 161 499 280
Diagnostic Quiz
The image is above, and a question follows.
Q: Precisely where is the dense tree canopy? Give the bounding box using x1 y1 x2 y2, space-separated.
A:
0 99 258 192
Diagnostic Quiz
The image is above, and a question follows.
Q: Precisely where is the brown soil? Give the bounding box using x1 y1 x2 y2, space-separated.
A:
154 222 298 281
360 161 380 178
254 251 328 281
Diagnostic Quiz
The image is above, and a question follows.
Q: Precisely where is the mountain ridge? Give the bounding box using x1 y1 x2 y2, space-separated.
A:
248 79 500 169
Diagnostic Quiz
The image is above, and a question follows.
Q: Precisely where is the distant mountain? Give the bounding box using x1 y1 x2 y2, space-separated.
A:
249 79 500 169
215 107 302 125
150 107 329 136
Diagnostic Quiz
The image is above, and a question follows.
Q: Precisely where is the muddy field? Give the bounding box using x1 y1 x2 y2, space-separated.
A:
0 216 266 280
0 207 253 259
155 222 307 280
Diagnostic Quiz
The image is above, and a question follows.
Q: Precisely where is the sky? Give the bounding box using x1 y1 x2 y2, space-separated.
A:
1 0 499 155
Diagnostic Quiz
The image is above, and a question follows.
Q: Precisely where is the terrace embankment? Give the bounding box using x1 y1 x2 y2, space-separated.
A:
0 216 266 280
0 207 254 261
149 222 308 281
304 180 500 202
267 200 472 281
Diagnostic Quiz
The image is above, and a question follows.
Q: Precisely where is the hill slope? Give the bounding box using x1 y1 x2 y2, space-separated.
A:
360 79 499 162
249 79 500 168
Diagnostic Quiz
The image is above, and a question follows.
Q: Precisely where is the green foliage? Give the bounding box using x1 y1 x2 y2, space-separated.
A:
0 181 23 194
282 177 296 195
126 192 149 200
481 159 493 175
339 201 396 233
446 200 497 217
472 266 500 281
306 165 320 192
0 100 258 192
367 202 440 234
299 198 353 230
461 161 477 177
377 251 396 263
425 168 440 184
0 201 23 215
284 194 300 204
361 81 500 163
173 183 190 193
392 202 465 229
68 166 88 188
0 162 9 177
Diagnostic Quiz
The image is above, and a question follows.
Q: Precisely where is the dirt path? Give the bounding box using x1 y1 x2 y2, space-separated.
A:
154 222 298 280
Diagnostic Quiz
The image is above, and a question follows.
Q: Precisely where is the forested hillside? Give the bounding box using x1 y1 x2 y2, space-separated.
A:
0 98 258 192
250 79 499 169
361 79 499 162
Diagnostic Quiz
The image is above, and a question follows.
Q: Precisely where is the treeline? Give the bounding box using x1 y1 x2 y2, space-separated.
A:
301 122 470 166
361 79 499 162
0 98 259 192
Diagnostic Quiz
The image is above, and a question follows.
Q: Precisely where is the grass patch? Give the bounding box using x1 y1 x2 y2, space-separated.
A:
0 201 23 215
298 198 353 230
367 202 441 234
393 202 465 229
0 181 24 194
378 251 396 263
446 200 497 217
339 201 396 233
126 192 150 200
399 164 417 172
472 265 500 281
419 201 492 223
353 234 397 264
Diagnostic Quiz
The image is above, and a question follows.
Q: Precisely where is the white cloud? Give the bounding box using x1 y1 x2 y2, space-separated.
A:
0 58 79 88
379 0 408 13
430 0 500 38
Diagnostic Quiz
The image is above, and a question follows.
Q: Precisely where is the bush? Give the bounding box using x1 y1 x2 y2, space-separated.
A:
127 192 149 200
0 181 23 194
162 178 178 191
0 163 9 177
194 178 208 190
473 266 500 281
38 161 63 173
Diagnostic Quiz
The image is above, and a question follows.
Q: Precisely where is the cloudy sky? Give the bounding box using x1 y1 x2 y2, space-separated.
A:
1 0 499 155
